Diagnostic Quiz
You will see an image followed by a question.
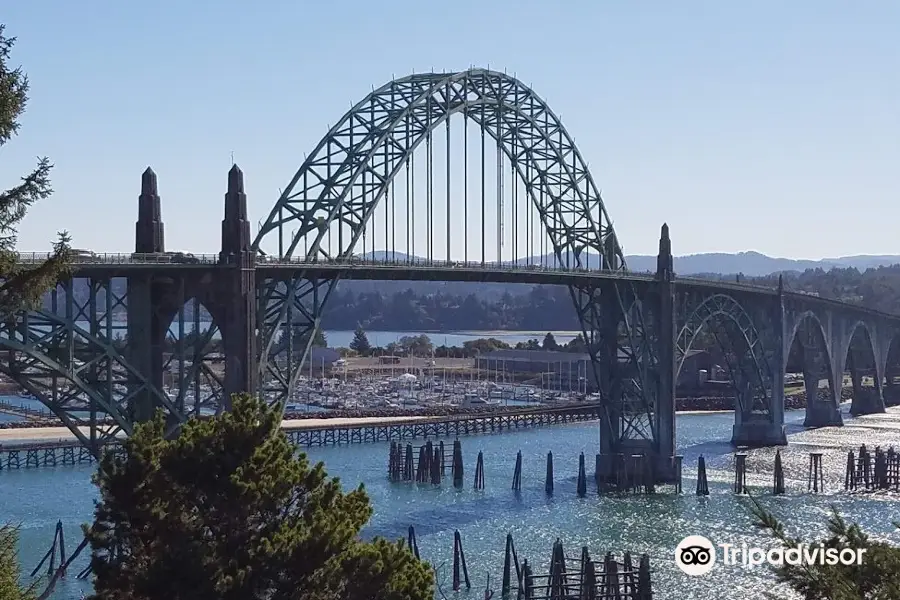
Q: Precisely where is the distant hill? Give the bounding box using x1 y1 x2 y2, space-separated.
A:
360 250 900 277
625 252 900 276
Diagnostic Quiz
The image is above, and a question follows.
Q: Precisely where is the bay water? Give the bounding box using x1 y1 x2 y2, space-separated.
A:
3 406 900 599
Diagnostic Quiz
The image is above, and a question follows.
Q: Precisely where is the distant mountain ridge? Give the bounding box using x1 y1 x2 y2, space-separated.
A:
359 250 900 277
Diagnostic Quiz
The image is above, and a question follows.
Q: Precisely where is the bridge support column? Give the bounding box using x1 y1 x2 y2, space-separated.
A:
803 361 843 428
216 165 257 409
127 167 168 423
732 290 786 446
848 352 885 415
652 224 678 481
885 369 899 406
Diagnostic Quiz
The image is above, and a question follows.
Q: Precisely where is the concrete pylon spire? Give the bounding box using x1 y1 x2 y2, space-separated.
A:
656 222 673 279
220 163 251 261
135 167 165 253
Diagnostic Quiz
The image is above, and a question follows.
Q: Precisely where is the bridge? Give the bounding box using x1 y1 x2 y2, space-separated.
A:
6 68 900 485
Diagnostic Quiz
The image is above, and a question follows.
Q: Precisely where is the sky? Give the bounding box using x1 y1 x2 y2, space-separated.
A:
1 1 898 259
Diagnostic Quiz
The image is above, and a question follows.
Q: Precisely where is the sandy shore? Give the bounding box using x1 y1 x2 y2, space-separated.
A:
0 415 433 444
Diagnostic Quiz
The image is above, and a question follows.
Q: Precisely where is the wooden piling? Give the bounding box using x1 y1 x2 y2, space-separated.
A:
621 552 636 598
388 441 396 479
773 449 785 495
696 455 709 496
637 554 652 600
403 443 414 481
734 453 747 494
474 451 486 490
415 443 429 483
452 440 464 488
512 451 523 491
807 452 824 493
452 529 471 591
594 453 602 490
439 440 446 475
545 451 554 495
501 533 521 599
522 559 534 600
431 445 442 484
407 526 420 559
844 451 856 490
577 452 587 497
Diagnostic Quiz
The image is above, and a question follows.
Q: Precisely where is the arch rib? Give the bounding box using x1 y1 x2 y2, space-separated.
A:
253 69 625 271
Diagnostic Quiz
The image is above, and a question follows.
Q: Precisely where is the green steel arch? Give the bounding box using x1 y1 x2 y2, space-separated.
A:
253 68 625 270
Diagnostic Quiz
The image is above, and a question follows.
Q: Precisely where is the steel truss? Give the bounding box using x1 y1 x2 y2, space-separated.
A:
163 293 224 415
256 275 335 403
251 68 662 451
572 282 661 447
676 293 773 416
0 277 181 455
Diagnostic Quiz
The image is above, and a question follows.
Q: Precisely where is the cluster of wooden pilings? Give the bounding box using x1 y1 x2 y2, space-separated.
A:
694 446 900 496
28 520 96 599
403 527 652 599
696 450 794 495
844 445 900 491
388 440 466 486
389 440 680 496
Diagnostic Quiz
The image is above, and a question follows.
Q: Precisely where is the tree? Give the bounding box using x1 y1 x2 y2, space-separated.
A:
349 325 372 355
0 524 36 600
542 332 558 351
290 326 328 350
0 25 70 317
749 497 900 599
86 393 434 600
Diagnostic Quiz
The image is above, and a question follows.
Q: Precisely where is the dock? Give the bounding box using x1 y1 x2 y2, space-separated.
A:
0 403 601 471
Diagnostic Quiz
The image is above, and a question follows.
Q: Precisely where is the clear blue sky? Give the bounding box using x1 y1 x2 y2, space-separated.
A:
2 1 897 259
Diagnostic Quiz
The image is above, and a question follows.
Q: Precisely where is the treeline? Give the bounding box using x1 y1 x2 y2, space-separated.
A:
322 286 579 330
40 263 900 329
344 328 587 357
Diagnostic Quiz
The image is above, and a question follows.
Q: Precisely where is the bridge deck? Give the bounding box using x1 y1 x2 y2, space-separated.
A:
18 253 896 321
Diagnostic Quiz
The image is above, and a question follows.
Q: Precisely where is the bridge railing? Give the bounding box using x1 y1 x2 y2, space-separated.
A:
12 252 895 321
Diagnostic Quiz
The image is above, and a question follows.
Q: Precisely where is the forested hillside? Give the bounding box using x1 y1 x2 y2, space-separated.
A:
45 263 900 330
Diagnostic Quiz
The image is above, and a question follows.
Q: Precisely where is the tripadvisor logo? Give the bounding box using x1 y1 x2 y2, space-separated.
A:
675 535 866 576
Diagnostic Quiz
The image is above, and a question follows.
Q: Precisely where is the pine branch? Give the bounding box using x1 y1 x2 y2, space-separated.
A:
0 158 53 249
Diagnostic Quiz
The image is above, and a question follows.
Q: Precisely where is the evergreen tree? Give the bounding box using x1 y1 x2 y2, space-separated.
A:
0 524 36 600
542 332 558 350
0 25 70 317
749 497 900 599
349 325 372 355
313 327 327 347
86 393 434 600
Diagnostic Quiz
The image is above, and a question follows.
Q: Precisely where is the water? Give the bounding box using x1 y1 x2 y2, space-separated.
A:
63 324 580 348
4 406 900 600
323 329 581 348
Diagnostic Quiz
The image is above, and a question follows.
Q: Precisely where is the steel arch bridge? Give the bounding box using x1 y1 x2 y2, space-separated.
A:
4 68 900 483
250 69 664 468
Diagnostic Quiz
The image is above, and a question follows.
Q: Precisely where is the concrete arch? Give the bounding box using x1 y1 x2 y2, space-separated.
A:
882 332 900 407
785 311 841 428
840 321 884 415
676 293 784 445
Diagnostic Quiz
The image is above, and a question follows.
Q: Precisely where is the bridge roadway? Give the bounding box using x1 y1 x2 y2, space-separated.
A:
16 252 894 321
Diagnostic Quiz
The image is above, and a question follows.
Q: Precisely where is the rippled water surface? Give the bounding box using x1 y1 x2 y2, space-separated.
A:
3 405 900 600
